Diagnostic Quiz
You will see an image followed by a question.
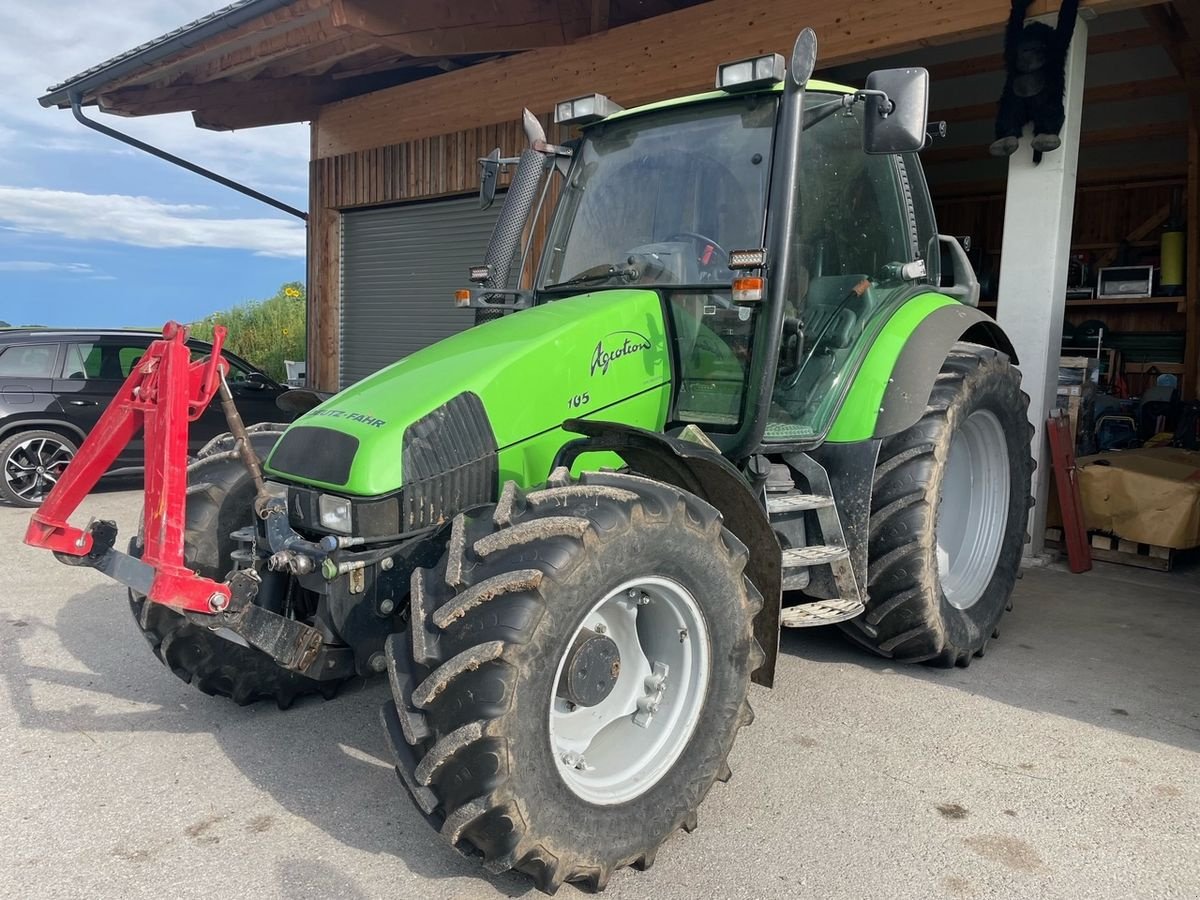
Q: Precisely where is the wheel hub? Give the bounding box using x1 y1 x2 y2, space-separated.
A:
548 576 710 806
557 628 622 708
936 408 1011 610
3 436 73 503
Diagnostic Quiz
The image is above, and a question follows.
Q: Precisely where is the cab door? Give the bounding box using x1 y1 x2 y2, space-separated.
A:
767 104 928 443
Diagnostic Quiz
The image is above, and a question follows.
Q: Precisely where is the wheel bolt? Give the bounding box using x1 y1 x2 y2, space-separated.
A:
561 751 587 770
593 623 607 635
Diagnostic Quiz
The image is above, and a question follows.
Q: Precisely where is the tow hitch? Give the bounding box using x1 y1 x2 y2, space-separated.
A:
22 322 343 679
25 322 234 612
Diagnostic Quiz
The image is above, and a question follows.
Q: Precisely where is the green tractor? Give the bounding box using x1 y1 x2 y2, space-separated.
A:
28 29 1032 894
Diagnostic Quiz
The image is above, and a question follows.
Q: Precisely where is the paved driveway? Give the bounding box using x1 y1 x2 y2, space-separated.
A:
1 488 1197 899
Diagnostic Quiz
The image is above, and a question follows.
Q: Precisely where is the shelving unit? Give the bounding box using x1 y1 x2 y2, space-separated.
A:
979 296 1189 312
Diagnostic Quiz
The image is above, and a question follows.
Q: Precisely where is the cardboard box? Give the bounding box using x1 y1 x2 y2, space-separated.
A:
1074 448 1200 549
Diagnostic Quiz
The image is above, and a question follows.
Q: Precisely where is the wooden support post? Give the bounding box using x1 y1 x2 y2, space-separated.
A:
995 12 1088 556
306 122 343 392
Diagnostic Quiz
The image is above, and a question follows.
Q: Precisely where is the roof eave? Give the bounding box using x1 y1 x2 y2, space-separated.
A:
38 0 292 109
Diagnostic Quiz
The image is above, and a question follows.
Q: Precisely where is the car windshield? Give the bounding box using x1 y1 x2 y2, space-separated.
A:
540 96 777 289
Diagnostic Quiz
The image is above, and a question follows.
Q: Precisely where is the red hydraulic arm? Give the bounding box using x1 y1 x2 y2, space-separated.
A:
24 322 233 613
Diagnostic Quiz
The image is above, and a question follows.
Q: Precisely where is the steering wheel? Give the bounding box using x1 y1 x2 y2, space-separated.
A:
666 231 729 278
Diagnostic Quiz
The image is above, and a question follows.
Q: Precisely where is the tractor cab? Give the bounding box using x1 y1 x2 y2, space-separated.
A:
468 40 942 457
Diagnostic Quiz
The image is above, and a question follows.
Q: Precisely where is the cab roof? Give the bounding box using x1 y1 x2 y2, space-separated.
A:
596 78 854 127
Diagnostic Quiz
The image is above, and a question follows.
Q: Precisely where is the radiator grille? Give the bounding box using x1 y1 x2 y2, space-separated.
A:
401 392 497 529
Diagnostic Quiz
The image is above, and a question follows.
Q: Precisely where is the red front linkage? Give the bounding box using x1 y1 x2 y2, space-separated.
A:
24 322 233 613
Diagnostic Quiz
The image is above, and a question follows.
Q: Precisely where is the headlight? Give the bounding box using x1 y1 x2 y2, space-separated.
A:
318 494 353 534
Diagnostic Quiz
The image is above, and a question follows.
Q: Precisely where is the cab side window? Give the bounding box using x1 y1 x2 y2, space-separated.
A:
769 103 916 441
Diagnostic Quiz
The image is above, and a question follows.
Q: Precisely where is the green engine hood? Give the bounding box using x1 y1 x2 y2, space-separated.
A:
265 289 671 495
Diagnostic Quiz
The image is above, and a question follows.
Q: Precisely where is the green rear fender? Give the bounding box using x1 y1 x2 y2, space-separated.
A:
827 294 1018 443
264 290 672 495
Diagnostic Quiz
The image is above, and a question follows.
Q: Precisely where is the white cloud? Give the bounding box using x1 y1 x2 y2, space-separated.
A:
0 1 309 194
0 187 306 258
0 260 96 273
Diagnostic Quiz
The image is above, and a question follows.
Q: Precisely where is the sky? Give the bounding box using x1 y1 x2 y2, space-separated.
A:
0 1 309 328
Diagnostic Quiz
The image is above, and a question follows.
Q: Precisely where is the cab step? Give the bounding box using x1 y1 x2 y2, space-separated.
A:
781 545 849 567
780 598 866 628
766 492 835 514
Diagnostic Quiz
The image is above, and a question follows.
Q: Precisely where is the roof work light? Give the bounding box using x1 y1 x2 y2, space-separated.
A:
554 93 623 126
716 53 786 92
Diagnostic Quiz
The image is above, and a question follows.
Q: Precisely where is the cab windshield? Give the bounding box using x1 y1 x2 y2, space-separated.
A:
540 97 777 289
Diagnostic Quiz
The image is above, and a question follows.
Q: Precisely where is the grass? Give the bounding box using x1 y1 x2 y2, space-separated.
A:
190 282 305 381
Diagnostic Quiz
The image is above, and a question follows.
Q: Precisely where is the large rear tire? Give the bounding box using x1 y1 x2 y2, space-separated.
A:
383 470 761 893
128 426 348 708
842 343 1034 666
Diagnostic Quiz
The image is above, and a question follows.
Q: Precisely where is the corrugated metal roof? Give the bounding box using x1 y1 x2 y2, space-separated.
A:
39 0 292 108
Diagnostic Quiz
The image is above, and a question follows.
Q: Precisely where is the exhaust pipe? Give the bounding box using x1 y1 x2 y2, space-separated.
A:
476 110 553 323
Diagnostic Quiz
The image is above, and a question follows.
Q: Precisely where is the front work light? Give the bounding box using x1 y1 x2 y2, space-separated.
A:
319 494 353 534
717 53 786 92
728 248 768 270
554 93 623 126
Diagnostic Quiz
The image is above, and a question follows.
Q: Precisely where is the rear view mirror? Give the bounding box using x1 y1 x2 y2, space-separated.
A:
862 67 929 154
479 148 501 210
243 371 269 391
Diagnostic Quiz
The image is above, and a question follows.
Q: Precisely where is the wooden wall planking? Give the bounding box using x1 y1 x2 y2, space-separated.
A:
312 0 1151 159
306 114 571 388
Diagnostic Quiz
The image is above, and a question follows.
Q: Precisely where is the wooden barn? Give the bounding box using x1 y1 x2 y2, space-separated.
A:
39 0 1198 395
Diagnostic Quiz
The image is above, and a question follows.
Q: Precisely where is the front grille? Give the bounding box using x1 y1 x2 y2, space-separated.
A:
401 392 498 529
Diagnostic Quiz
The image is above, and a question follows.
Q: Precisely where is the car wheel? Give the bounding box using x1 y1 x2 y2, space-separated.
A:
0 430 78 507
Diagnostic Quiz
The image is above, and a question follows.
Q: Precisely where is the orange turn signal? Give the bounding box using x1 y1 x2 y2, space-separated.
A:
732 276 763 303
454 290 472 308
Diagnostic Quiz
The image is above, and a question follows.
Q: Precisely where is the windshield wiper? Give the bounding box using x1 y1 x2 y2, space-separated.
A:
542 263 637 291
803 97 852 131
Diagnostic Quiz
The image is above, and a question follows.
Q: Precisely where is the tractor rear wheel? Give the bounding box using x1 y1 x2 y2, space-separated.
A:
383 469 761 893
128 426 348 708
842 342 1034 667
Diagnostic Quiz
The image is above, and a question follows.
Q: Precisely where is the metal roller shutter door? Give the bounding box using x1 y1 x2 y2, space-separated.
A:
340 195 503 387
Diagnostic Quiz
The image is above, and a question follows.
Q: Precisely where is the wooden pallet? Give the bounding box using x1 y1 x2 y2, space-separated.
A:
1046 528 1174 571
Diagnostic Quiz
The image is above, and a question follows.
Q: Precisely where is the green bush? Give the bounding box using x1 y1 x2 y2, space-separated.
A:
190 282 305 382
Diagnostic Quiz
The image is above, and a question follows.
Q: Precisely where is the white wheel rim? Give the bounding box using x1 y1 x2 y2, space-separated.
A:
3 436 73 503
936 409 1011 610
548 576 710 805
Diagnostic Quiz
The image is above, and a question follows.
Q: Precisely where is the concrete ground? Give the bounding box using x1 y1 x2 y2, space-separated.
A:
1 487 1197 900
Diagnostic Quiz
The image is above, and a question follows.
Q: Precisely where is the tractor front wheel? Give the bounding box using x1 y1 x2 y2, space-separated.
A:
843 342 1034 667
128 426 351 708
383 470 761 893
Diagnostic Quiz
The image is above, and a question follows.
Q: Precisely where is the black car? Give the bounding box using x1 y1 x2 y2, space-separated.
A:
0 328 291 507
